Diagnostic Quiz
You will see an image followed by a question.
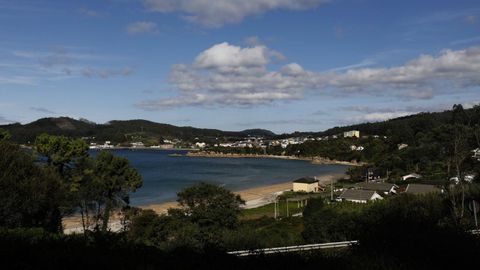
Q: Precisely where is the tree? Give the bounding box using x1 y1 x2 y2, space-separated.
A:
93 151 142 231
33 134 89 174
0 128 11 142
176 182 245 229
0 142 64 232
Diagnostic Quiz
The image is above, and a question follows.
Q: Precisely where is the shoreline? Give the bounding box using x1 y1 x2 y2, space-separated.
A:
137 171 346 213
185 151 363 166
63 172 346 233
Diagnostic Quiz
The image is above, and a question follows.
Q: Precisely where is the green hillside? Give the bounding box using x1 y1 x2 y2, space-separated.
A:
0 117 277 145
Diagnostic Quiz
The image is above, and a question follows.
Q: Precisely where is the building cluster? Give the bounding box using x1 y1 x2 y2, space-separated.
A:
84 129 394 151
195 130 367 150
290 171 447 204
473 148 480 161
89 141 114 149
349 145 364 151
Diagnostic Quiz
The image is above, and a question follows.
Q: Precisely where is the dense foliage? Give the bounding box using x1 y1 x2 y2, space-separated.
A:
0 132 142 233
2 104 480 269
0 141 64 232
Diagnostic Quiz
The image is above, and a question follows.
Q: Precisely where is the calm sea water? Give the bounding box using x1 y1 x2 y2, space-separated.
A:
93 149 348 206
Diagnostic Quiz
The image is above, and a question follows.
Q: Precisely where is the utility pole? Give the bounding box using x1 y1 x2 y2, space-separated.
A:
274 197 278 220
474 200 479 229
286 199 289 217
366 168 372 183
330 177 334 201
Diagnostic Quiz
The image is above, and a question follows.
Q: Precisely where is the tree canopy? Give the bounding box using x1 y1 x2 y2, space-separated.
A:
177 182 245 229
93 151 143 231
0 142 64 232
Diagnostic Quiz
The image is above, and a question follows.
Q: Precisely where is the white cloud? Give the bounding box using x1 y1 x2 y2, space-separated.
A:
138 44 480 110
141 0 329 27
351 112 413 123
81 67 134 78
29 107 55 114
8 47 135 81
0 75 37 85
465 15 477 24
194 42 269 71
78 8 101 17
126 21 158 34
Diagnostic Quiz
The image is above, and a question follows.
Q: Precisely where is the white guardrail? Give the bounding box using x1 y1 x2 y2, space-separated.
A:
227 240 358 256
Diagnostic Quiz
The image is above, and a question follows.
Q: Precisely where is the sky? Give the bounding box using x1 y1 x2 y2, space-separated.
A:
0 0 479 133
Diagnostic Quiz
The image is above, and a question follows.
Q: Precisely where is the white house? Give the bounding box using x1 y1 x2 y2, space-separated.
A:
293 177 320 193
338 189 383 203
195 142 206 148
343 130 360 138
402 173 422 181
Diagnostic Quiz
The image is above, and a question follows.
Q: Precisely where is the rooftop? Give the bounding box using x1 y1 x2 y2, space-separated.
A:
405 184 440 194
356 182 397 192
293 177 318 184
339 189 378 201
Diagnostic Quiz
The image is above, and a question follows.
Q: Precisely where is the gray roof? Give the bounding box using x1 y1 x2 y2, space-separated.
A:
339 189 378 201
405 184 440 194
356 182 397 192
293 177 317 184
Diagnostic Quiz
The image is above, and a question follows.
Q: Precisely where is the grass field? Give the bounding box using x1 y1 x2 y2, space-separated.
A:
242 201 307 219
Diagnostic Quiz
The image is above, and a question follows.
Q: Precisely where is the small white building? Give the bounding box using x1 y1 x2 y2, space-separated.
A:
338 189 383 203
398 143 409 150
293 177 320 193
131 142 145 148
402 173 422 181
343 130 360 138
195 142 206 148
473 148 480 161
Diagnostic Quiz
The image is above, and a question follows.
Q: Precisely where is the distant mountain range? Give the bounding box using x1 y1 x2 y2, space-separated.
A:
0 105 475 144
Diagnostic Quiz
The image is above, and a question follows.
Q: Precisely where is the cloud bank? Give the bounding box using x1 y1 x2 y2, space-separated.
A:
142 0 329 27
138 43 480 110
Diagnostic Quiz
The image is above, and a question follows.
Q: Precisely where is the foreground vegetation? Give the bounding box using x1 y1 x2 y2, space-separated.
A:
2 192 480 269
1 104 480 269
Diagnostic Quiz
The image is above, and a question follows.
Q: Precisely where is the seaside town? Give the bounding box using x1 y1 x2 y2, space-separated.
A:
87 129 369 150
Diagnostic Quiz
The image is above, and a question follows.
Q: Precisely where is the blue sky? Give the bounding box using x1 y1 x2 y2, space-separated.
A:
1 0 479 133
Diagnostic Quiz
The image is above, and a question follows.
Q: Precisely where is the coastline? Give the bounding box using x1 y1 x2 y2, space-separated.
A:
142 171 345 213
63 172 345 233
185 151 363 166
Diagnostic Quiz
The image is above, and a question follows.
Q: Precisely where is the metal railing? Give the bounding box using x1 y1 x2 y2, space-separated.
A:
227 240 358 256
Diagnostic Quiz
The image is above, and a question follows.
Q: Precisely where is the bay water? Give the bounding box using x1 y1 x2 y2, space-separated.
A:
95 149 349 206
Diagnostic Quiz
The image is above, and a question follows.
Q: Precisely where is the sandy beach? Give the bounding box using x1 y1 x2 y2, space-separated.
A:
63 172 345 233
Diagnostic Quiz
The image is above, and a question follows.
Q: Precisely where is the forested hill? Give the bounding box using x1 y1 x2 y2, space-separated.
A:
0 117 277 144
319 110 457 137
280 105 479 141
1 105 478 145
